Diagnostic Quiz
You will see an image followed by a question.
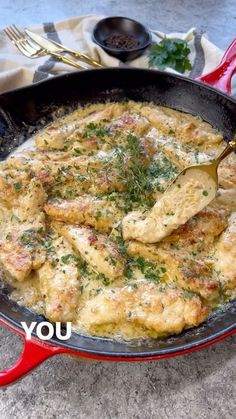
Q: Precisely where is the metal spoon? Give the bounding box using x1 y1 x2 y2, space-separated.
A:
161 136 236 220
122 137 236 244
170 136 236 195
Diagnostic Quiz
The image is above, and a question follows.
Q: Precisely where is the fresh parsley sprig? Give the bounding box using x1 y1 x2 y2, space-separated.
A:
148 38 192 74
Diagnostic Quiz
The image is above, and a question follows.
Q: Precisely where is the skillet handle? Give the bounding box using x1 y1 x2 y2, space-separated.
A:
0 318 64 387
196 38 236 95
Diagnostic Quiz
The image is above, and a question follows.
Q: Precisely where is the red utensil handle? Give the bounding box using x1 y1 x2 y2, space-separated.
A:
0 318 64 387
196 38 236 95
1 317 236 387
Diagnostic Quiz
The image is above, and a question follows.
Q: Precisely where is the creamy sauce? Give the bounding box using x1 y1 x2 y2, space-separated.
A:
8 136 35 156
122 167 217 243
1 100 236 342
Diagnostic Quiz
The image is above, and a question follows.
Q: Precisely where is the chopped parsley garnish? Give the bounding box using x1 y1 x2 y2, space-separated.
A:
146 157 179 195
77 259 89 276
123 264 133 279
114 134 154 208
96 273 111 286
20 230 39 248
13 182 21 192
104 255 117 267
74 148 82 156
61 253 90 276
95 288 103 295
148 38 192 74
114 234 127 256
61 253 78 264
136 256 161 282
43 239 56 254
124 256 166 283
95 210 102 221
83 122 110 139
148 156 178 188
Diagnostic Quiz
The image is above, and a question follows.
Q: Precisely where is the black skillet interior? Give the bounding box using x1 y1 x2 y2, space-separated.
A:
1 68 236 357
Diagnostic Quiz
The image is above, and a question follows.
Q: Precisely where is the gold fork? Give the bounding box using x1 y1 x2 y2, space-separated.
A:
168 137 236 197
4 25 88 70
25 28 103 68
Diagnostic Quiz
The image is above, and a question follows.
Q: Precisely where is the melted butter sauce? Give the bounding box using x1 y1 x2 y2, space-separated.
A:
8 136 36 157
2 101 234 342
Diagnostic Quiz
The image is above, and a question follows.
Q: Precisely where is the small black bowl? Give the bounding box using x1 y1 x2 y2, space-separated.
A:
93 16 152 62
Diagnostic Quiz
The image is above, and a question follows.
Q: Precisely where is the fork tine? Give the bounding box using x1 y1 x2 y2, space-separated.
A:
11 24 44 54
7 25 21 40
12 24 25 39
4 27 35 57
8 24 42 55
8 24 30 45
5 25 86 67
4 26 18 42
13 24 43 51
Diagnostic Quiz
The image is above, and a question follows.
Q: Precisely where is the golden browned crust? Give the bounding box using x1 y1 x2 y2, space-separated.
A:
127 241 219 302
78 282 209 339
45 195 124 232
38 235 80 322
1 101 235 341
53 222 125 280
218 154 236 189
214 213 236 294
162 207 227 249
137 103 223 147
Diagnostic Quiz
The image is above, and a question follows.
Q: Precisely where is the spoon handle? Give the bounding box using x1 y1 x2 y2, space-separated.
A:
216 138 236 165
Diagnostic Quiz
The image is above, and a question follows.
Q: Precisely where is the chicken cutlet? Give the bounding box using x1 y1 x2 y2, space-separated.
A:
1 100 235 341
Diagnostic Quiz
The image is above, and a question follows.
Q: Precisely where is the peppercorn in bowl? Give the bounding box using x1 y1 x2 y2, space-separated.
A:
93 16 152 61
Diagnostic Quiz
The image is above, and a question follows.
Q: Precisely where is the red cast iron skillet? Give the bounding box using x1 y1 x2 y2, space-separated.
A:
0 39 236 387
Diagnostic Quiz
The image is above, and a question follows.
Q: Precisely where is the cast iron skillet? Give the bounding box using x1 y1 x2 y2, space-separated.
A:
0 39 236 387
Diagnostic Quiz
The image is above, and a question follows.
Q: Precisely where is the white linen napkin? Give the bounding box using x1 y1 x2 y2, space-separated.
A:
0 15 235 96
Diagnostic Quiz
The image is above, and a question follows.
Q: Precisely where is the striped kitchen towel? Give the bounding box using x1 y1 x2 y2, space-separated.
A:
0 15 235 95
